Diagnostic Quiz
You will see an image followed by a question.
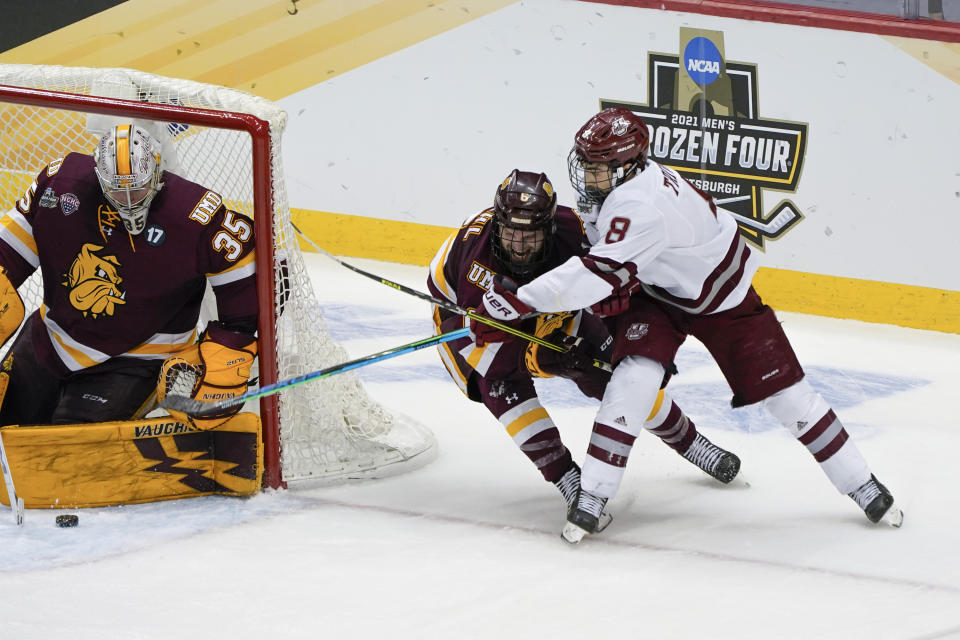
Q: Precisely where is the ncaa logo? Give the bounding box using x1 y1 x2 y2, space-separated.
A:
683 36 722 85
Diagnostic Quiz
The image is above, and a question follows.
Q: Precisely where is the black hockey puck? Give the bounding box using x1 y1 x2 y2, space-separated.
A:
55 514 79 528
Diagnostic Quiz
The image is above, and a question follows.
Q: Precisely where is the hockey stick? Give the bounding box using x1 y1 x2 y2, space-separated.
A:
291 223 612 373
161 328 470 418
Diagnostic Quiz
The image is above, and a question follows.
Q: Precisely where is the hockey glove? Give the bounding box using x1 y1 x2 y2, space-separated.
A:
590 281 639 318
158 327 258 429
527 329 593 377
470 275 534 346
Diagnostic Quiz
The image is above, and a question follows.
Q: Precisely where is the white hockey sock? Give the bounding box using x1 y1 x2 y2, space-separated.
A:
763 378 870 494
583 357 665 499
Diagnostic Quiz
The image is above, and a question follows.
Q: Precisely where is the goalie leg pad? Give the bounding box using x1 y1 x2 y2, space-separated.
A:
0 412 262 508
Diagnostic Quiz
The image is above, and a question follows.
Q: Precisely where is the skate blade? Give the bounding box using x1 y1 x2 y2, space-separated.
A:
880 502 903 528
560 512 613 544
595 511 613 532
561 522 587 544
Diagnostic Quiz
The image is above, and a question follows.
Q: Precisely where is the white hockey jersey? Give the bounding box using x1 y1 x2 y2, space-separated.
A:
517 160 758 315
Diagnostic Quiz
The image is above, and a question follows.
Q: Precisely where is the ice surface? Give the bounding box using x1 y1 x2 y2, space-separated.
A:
2 254 958 639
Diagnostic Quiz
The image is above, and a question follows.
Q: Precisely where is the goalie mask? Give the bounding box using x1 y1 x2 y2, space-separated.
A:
492 169 557 278
567 108 649 222
93 124 164 235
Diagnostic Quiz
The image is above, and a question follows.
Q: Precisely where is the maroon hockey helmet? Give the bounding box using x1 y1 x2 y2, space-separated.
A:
492 169 558 278
567 107 650 208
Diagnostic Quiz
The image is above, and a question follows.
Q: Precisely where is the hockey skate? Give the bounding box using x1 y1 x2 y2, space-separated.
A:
680 432 741 484
553 462 581 511
848 474 903 527
561 488 612 544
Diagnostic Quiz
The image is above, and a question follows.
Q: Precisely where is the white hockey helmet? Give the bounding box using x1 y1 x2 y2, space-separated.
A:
93 124 164 235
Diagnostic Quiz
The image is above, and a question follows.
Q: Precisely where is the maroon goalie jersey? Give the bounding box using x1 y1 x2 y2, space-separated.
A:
0 152 257 374
426 205 593 395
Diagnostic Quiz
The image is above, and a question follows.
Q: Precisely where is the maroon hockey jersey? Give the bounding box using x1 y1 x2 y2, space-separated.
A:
427 205 606 397
0 153 257 374
426 205 614 483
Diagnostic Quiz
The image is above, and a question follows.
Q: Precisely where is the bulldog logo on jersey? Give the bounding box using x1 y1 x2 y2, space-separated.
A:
62 243 126 318
599 27 808 249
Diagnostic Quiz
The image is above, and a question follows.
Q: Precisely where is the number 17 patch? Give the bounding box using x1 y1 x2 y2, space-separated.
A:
144 224 166 247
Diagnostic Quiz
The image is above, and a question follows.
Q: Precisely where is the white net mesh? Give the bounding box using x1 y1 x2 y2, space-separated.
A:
0 64 435 484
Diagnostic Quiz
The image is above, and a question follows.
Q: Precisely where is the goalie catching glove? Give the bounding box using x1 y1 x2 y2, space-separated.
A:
158 323 258 429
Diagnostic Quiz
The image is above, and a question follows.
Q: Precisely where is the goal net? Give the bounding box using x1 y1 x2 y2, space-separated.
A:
0 64 436 488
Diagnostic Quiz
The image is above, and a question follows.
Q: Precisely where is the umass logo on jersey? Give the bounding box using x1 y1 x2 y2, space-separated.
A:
600 27 809 249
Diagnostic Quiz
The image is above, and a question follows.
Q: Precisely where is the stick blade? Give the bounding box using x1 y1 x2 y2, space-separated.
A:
159 394 217 417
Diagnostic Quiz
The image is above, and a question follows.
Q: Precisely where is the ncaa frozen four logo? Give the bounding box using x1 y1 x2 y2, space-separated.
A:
601 28 809 249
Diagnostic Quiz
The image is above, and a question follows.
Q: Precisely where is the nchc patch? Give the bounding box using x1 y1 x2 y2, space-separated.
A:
59 192 80 215
600 27 809 250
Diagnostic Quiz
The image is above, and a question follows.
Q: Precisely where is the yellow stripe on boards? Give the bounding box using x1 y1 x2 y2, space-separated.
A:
753 267 960 334
291 208 453 266
293 208 960 335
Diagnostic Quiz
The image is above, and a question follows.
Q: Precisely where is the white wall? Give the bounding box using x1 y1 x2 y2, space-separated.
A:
280 0 960 291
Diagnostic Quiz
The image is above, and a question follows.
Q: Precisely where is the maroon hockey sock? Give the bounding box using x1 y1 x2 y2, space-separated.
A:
646 401 696 453
520 428 573 483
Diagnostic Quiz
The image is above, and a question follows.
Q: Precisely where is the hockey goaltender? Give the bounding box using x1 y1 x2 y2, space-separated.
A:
0 123 263 510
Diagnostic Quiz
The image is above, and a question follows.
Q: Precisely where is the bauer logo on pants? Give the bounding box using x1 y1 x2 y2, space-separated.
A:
600 27 809 249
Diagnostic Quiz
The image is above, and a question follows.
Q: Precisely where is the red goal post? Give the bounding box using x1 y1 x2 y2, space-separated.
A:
0 65 436 490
